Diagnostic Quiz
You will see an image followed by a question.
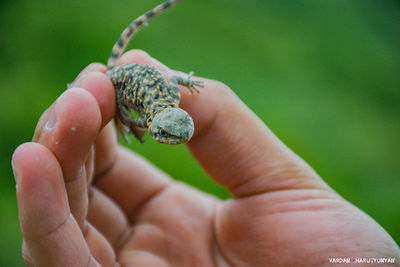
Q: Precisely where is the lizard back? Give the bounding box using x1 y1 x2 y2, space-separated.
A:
107 63 179 120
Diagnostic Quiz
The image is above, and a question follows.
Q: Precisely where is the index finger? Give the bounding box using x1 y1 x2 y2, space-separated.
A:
179 77 332 197
115 50 332 198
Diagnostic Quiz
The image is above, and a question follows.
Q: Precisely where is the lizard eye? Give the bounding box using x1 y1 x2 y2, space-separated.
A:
160 129 167 136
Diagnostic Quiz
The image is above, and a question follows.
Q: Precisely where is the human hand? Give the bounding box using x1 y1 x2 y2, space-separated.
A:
12 50 400 266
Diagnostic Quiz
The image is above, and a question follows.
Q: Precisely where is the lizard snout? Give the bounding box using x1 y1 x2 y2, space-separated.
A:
149 107 194 144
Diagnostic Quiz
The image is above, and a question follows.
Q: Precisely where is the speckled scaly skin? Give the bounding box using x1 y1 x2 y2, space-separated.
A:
106 0 202 144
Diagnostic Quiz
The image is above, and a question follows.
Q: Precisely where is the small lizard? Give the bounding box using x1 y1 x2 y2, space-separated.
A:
106 0 202 144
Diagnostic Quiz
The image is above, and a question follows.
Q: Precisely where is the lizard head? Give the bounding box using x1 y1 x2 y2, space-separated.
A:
149 107 194 144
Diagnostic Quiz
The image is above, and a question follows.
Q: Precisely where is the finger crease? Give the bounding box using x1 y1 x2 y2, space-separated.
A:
93 149 118 183
26 213 72 242
128 182 172 223
114 227 133 251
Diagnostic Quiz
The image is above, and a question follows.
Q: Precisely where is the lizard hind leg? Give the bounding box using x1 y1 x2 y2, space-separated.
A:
129 124 147 143
114 116 131 143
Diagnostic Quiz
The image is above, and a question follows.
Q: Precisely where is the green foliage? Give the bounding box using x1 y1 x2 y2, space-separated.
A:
0 0 399 264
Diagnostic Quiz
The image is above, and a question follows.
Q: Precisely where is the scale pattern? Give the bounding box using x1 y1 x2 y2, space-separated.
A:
105 0 202 144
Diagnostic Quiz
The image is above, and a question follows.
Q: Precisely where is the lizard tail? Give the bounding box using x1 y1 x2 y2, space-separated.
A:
107 0 180 68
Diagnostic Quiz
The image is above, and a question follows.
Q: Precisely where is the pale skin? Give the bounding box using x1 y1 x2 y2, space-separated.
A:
12 50 400 267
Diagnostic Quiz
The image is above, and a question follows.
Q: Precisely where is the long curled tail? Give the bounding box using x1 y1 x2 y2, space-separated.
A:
107 0 180 68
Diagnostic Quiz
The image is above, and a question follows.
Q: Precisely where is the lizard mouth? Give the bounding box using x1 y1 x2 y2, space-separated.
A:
149 107 194 144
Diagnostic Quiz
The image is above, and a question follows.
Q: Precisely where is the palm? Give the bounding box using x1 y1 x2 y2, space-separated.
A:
114 181 218 266
108 172 388 266
89 138 394 266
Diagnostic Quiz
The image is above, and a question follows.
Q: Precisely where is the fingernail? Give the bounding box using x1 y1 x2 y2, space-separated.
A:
69 73 88 88
44 100 58 131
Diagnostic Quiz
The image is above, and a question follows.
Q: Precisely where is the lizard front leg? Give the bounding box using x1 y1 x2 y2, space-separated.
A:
117 96 148 143
169 72 203 94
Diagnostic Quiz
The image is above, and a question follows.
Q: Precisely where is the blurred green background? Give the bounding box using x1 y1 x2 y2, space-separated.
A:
1 0 399 265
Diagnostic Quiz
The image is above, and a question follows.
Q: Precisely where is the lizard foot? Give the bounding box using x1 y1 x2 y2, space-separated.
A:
186 72 204 94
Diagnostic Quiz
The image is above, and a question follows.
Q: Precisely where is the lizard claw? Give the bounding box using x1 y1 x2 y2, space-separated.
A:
187 72 203 94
